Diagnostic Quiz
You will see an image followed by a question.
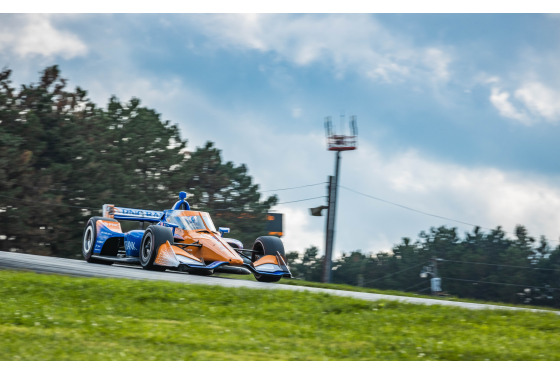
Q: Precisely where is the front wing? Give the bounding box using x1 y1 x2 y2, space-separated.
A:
154 241 291 278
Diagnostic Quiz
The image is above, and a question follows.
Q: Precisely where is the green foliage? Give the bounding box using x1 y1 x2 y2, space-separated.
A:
288 225 560 309
286 245 323 281
0 66 275 257
168 141 278 246
1 270 560 360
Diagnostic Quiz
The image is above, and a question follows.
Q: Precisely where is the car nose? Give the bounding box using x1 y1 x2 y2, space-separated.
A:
228 258 244 265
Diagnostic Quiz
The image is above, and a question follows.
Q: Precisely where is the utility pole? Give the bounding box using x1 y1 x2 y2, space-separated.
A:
430 257 442 295
420 258 443 295
323 175 335 283
312 115 357 283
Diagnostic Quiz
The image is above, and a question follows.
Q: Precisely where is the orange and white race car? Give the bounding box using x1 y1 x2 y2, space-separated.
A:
82 192 291 282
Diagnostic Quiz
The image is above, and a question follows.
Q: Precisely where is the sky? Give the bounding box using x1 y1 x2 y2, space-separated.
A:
3 6 560 259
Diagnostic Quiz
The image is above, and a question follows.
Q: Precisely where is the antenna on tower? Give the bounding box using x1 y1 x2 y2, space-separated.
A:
326 115 357 151
350 115 358 136
324 116 333 138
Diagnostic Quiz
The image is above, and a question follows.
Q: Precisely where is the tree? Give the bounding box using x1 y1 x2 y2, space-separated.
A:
0 66 275 258
286 246 323 281
332 250 368 287
307 223 560 308
168 141 278 247
0 66 95 256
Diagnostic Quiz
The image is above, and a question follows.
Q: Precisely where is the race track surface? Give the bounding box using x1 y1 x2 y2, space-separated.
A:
1 251 558 315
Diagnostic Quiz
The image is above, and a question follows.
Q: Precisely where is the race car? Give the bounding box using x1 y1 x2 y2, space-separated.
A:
82 191 291 282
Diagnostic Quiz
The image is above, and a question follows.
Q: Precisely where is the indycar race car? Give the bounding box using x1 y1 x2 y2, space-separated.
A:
82 192 291 282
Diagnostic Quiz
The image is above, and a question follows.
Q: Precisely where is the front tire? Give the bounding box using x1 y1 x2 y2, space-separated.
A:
252 236 285 283
187 268 214 276
255 273 282 283
140 225 173 270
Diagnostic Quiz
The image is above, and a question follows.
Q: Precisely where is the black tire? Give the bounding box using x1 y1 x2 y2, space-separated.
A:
140 225 173 270
251 236 286 261
251 236 285 283
187 268 214 276
214 265 251 275
82 217 114 265
254 273 282 282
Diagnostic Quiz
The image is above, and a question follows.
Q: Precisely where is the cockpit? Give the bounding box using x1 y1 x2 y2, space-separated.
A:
166 210 217 232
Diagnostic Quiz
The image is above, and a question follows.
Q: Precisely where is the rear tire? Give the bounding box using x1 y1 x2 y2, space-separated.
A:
140 225 173 270
82 217 114 265
252 236 285 283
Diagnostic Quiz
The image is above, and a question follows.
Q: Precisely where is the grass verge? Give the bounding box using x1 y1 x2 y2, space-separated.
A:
1 269 560 360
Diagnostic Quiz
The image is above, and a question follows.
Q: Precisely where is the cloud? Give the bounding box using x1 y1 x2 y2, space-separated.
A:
271 205 324 255
291 108 303 119
489 86 531 124
486 79 560 125
190 14 453 85
423 48 452 82
341 141 560 251
0 14 87 59
86 75 186 111
515 81 560 122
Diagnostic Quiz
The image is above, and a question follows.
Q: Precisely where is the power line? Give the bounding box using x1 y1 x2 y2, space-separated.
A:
362 262 425 286
340 185 488 229
276 196 326 205
0 191 325 212
261 182 326 193
342 254 560 291
416 286 432 293
0 183 327 209
404 280 430 292
339 185 560 244
442 276 560 291
440 258 560 272
262 182 327 207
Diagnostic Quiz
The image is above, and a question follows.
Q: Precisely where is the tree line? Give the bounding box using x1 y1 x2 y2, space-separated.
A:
0 66 277 258
287 224 560 308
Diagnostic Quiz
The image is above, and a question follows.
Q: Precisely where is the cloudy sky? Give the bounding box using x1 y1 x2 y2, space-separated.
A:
3 8 560 258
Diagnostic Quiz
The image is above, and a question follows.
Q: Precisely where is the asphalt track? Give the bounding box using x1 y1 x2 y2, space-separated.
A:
1 251 559 315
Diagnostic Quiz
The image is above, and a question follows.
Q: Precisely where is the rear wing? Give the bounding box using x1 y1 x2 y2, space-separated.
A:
103 204 164 223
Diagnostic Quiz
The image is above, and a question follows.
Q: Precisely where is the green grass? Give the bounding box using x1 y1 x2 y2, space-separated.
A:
1 270 560 361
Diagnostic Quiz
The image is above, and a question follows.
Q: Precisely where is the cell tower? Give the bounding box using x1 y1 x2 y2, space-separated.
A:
311 114 358 283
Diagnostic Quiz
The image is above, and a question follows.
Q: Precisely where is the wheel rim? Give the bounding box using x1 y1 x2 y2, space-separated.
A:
83 226 93 255
142 233 152 262
252 245 264 263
